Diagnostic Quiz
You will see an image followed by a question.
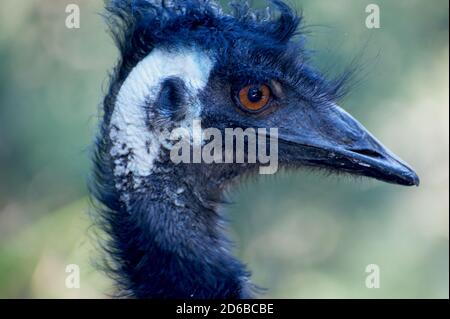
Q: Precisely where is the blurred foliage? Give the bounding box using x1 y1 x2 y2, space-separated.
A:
0 0 448 298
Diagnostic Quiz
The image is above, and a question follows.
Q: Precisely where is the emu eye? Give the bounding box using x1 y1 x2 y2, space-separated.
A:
237 84 272 112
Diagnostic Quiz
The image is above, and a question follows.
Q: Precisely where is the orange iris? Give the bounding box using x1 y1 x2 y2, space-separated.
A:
238 84 271 111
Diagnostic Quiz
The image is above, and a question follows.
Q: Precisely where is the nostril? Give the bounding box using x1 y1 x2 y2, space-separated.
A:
350 148 384 159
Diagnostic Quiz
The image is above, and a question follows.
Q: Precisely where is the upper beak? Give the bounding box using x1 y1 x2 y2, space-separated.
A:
279 104 420 186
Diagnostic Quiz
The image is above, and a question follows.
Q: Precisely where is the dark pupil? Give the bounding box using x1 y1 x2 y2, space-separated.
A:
247 86 263 103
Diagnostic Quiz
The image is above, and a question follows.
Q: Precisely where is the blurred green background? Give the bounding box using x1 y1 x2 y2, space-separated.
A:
0 0 448 298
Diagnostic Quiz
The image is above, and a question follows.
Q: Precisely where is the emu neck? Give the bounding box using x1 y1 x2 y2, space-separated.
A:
118 163 251 299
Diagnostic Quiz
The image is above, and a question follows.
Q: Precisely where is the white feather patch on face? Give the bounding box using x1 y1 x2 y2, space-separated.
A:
109 48 213 189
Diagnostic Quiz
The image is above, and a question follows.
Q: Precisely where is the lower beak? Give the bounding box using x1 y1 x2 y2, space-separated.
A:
280 105 420 186
319 144 419 186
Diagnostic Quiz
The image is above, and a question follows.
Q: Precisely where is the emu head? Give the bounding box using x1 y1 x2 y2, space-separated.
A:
102 0 419 206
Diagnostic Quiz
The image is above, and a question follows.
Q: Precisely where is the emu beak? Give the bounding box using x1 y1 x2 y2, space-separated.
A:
279 104 420 186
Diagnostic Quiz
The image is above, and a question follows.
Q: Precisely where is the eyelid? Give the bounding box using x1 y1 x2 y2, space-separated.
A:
270 80 284 98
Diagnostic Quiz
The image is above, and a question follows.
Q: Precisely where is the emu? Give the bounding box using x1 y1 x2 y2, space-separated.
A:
92 0 419 299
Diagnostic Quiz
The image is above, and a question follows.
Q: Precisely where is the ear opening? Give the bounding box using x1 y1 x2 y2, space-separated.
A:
152 77 189 126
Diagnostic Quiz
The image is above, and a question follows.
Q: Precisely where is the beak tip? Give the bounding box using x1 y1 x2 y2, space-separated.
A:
401 168 420 187
410 172 420 187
